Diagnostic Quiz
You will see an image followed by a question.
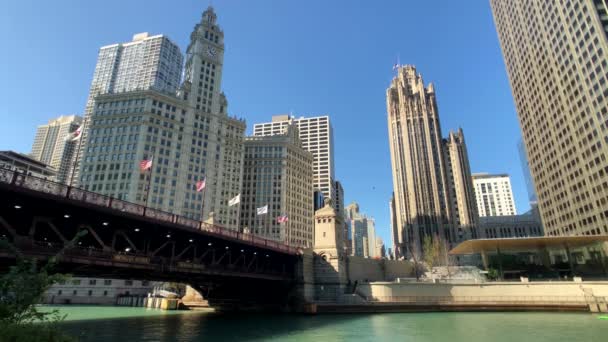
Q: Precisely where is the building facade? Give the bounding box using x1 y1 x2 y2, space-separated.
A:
479 205 544 239
78 7 245 230
240 124 314 247
444 129 480 237
31 115 83 184
490 0 608 236
45 278 154 305
333 180 345 218
0 151 57 180
375 236 386 259
389 193 400 259
344 202 378 258
387 65 478 257
472 173 517 217
75 32 184 185
314 190 325 211
253 115 335 204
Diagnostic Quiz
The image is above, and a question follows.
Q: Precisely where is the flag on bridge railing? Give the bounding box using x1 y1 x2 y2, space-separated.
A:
228 194 240 206
139 157 153 172
195 178 206 192
277 214 288 223
256 205 268 215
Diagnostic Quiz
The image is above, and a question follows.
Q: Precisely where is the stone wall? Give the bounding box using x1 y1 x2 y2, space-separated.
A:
347 257 413 283
295 250 316 302
357 281 608 303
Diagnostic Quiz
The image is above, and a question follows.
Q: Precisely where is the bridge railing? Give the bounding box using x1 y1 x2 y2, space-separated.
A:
0 167 299 255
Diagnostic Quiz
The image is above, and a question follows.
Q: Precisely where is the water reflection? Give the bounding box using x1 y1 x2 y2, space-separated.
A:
56 307 608 342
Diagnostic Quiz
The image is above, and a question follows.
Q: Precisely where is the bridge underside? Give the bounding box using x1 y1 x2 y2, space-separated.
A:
0 181 299 309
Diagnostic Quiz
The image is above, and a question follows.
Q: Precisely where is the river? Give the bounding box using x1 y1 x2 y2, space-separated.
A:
44 306 607 341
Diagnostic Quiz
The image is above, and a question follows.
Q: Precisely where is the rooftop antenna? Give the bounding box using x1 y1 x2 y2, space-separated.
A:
392 53 401 73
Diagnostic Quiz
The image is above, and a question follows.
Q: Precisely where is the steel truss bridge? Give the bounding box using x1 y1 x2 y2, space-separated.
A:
0 167 301 308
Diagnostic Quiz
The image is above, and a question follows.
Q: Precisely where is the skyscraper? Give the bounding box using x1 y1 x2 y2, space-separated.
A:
344 202 377 258
253 115 335 204
240 124 314 247
366 217 377 258
387 65 478 256
389 193 400 259
333 180 345 217
490 0 608 236
31 115 82 183
79 7 246 230
472 173 517 217
444 129 479 236
75 32 184 184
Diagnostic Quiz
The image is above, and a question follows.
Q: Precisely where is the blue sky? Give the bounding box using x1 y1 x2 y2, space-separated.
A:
0 1 529 248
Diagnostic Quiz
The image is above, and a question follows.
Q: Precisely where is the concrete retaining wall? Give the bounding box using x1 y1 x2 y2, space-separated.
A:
356 281 608 312
347 257 413 282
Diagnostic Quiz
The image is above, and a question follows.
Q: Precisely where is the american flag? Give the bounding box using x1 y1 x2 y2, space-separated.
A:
64 125 82 141
139 158 153 172
195 178 206 192
276 215 288 223
72 126 82 141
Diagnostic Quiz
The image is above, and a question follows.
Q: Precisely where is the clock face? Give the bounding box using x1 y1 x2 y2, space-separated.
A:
206 46 217 58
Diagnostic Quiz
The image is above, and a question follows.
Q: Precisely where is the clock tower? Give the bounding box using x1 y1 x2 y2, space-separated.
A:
177 6 245 231
183 6 226 115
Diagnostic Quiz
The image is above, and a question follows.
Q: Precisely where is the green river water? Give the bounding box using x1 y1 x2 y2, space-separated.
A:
43 306 607 341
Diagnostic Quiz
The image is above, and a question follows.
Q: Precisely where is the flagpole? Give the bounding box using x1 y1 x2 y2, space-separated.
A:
200 185 206 222
69 123 86 187
283 217 287 246
236 198 241 232
266 209 270 238
144 155 154 207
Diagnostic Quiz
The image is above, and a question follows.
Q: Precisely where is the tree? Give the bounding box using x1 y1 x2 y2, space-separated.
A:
408 241 424 281
439 237 455 279
0 230 86 341
423 235 441 270
0 251 67 324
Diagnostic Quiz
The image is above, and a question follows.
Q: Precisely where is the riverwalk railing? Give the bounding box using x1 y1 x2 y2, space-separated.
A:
0 167 299 255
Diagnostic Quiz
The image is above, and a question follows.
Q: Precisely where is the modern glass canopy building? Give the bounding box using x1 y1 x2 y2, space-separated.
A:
450 236 608 280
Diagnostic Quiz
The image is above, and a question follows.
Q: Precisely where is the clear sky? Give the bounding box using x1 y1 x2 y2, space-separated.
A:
0 0 529 249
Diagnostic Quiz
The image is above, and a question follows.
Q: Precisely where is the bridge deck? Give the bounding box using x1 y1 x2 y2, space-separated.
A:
0 167 299 285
